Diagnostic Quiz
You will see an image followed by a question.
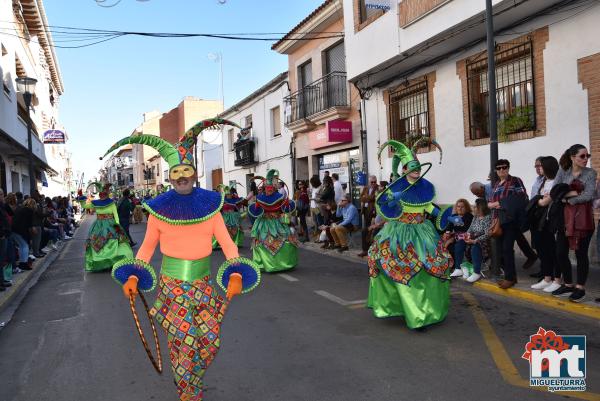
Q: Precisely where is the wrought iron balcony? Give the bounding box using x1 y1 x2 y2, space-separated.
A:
284 71 349 127
234 139 257 167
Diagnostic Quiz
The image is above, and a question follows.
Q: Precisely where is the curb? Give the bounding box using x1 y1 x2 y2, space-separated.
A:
471 280 600 320
299 240 600 321
0 237 71 330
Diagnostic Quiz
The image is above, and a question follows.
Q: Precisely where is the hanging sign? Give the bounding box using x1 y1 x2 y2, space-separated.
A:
365 0 391 11
43 130 66 144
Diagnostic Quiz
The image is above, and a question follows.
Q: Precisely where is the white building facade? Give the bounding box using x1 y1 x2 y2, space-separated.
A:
343 0 600 204
0 0 66 196
220 72 292 197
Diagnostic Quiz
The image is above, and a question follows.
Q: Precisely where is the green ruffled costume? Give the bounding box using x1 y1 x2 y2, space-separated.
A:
78 198 133 272
367 176 452 329
248 192 298 273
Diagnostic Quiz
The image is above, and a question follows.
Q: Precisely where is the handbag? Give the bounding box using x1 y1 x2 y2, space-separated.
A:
490 217 503 237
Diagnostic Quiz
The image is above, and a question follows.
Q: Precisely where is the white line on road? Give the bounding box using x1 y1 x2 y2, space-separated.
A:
314 290 366 306
278 274 299 282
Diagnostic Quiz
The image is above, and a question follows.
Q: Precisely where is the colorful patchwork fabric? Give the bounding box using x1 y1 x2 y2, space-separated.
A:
367 255 380 278
86 225 129 253
252 233 298 256
150 275 227 401
398 213 426 225
423 239 453 280
369 240 423 285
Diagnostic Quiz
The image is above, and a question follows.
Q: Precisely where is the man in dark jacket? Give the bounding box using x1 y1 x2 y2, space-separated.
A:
118 189 136 246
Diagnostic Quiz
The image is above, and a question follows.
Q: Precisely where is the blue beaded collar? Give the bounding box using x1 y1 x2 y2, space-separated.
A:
143 188 224 225
91 198 114 207
256 192 284 206
389 177 435 206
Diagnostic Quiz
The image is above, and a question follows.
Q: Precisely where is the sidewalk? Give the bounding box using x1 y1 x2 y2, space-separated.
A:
299 236 600 320
0 219 85 329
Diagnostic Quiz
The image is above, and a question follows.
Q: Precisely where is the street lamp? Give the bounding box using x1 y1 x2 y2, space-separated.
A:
16 76 38 195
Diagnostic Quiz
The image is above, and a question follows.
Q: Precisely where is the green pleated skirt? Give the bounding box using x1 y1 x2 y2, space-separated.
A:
253 242 297 273
367 219 450 329
85 217 133 272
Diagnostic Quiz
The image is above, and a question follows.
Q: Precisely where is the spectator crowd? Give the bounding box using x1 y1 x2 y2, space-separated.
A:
0 190 78 292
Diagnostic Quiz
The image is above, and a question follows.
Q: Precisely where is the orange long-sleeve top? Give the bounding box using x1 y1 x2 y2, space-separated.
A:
136 212 239 263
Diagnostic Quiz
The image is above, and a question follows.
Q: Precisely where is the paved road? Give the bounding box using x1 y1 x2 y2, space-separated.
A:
0 218 598 401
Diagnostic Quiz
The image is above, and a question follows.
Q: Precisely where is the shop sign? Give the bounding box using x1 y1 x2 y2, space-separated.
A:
365 0 391 11
309 120 353 149
43 130 66 144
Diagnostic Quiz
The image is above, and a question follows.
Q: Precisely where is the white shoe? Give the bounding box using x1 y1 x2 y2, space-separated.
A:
543 282 562 293
50 244 58 251
467 273 482 283
531 280 552 290
64 235 72 240
28 254 36 260
41 247 51 253
450 269 463 278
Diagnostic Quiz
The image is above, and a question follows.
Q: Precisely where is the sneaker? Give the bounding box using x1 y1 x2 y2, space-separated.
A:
543 282 562 293
50 244 58 251
41 247 51 253
13 267 23 274
450 269 463 278
461 266 470 279
569 289 586 303
467 273 482 283
531 280 552 290
64 235 72 240
552 285 575 297
28 254 36 260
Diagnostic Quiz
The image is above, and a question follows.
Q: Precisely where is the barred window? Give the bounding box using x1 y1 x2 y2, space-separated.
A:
388 81 429 143
467 42 535 140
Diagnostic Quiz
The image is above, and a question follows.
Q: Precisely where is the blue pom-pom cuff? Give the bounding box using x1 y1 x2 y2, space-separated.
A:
436 206 453 231
112 258 157 292
375 190 403 221
75 196 88 202
281 200 296 214
216 257 261 294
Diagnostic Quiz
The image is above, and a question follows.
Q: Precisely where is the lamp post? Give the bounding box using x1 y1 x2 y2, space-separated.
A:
16 76 38 195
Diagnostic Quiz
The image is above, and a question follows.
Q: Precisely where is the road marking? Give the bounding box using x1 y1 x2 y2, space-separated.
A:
314 290 365 306
473 280 600 320
278 274 299 282
463 292 600 401
58 289 82 296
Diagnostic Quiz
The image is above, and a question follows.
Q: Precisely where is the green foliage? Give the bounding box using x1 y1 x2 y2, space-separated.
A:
498 106 534 142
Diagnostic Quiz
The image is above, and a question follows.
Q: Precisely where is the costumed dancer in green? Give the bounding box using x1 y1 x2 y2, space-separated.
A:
75 182 133 272
367 139 453 329
248 170 298 272
104 118 261 401
213 183 245 249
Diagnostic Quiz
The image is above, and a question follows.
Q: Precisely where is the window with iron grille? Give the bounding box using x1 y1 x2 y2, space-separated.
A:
467 41 535 140
388 81 429 143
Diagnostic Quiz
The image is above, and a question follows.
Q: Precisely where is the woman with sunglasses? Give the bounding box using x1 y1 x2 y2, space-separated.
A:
488 159 528 289
550 144 597 302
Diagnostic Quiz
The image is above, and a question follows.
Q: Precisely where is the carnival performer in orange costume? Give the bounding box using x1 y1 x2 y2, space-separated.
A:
104 118 260 401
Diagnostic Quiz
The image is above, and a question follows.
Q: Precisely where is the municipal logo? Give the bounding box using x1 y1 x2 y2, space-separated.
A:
522 327 586 392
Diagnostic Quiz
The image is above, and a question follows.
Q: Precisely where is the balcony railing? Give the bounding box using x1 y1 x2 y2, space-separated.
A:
234 140 257 167
284 71 348 125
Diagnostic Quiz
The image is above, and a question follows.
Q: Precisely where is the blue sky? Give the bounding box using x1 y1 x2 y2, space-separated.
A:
44 0 325 180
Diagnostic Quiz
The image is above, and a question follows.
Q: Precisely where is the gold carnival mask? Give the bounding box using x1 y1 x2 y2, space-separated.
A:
169 164 196 181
